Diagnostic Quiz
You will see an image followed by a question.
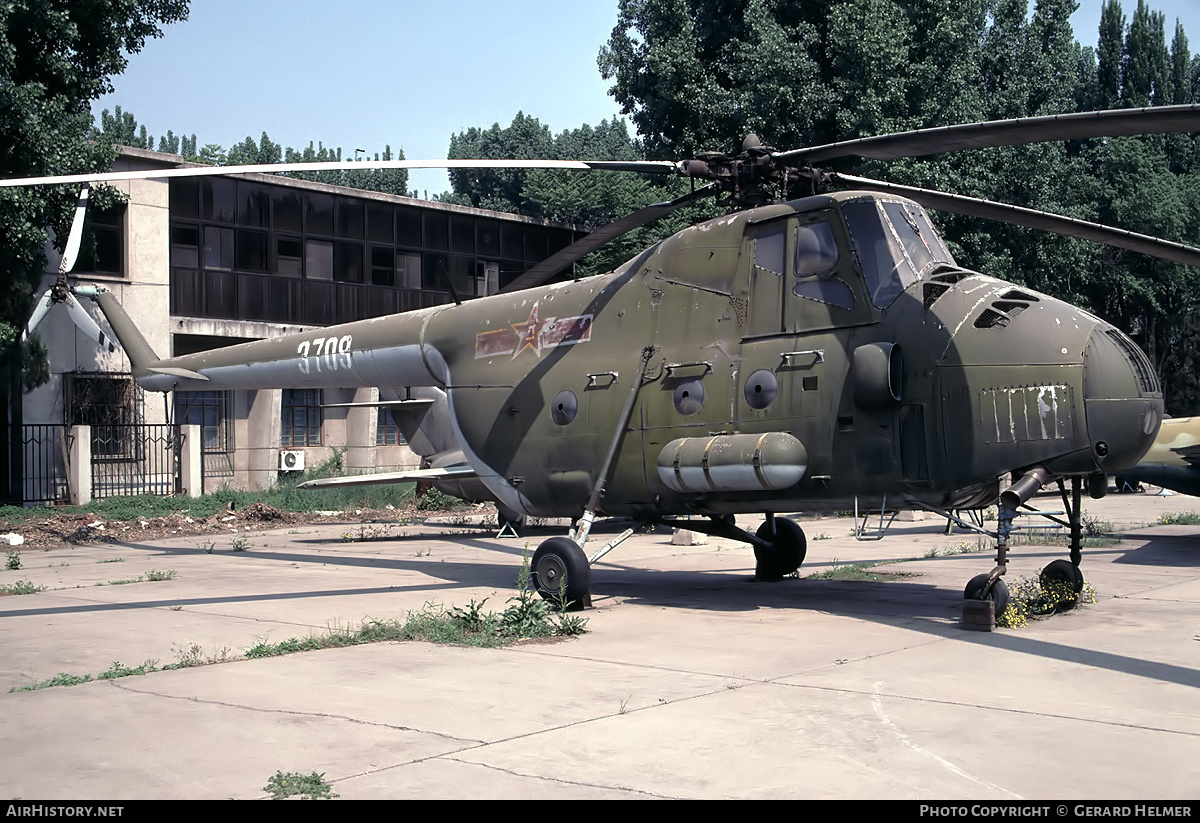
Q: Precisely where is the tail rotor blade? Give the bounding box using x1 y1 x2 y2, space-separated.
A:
63 293 118 354
21 291 56 344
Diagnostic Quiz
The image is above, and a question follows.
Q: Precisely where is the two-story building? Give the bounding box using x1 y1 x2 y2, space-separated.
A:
14 146 583 502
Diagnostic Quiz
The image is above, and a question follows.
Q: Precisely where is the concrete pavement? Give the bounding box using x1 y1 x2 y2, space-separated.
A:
1 491 1198 799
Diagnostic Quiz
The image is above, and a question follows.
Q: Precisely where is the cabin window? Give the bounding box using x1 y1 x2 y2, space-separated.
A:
754 227 786 275
792 220 854 310
843 200 916 309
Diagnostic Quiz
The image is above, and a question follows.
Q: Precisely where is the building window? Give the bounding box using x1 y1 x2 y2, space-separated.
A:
306 239 333 280
68 373 141 458
77 203 125 275
203 226 234 270
376 407 404 445
281 389 322 447
168 177 582 326
175 390 232 453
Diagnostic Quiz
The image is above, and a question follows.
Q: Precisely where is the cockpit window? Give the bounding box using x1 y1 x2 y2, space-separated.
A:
792 220 854 310
843 199 954 309
882 201 954 276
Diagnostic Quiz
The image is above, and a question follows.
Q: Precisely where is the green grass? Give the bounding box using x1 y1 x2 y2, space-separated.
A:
0 449 422 528
11 560 587 693
805 559 916 581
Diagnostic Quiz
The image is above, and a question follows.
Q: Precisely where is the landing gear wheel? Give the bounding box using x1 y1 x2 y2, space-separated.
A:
531 537 591 610
964 574 1010 619
754 518 807 580
1040 559 1084 610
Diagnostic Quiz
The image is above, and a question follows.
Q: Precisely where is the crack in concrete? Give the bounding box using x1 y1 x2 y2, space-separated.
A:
108 678 485 745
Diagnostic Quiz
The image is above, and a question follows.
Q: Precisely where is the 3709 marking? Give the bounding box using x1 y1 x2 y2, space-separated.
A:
297 334 353 373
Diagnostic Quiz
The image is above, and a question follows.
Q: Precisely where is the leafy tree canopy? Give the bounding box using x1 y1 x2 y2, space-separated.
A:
443 111 721 276
1 0 188 359
598 0 1200 413
94 109 410 197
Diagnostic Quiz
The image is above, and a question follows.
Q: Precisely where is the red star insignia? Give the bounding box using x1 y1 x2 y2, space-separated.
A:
510 302 542 359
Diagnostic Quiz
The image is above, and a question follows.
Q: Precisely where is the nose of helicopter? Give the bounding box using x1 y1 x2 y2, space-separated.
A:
1082 325 1162 472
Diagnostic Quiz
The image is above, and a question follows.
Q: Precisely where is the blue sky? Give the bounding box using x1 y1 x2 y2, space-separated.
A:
94 0 1200 198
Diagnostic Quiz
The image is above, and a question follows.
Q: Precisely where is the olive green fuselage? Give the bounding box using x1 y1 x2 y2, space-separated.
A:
117 192 1163 519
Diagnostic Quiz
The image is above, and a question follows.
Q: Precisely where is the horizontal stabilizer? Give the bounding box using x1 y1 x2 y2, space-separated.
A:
297 465 476 489
147 367 209 381
321 399 435 409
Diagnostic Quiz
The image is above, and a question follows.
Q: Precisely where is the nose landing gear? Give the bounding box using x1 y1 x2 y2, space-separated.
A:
961 471 1091 628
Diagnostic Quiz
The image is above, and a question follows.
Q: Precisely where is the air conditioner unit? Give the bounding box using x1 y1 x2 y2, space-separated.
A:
279 450 305 472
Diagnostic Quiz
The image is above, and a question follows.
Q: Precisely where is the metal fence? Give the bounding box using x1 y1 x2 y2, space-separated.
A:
90 424 181 499
21 425 69 505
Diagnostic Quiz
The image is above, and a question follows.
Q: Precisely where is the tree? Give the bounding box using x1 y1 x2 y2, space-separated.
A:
444 112 719 276
0 0 188 363
599 0 1200 413
445 111 555 212
226 132 282 166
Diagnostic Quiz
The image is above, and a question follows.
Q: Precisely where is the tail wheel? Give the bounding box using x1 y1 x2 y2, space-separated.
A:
754 518 807 580
531 537 591 610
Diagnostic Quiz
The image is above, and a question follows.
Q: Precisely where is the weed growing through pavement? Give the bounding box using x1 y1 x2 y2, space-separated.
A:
1158 510 1200 526
264 770 338 800
5 547 20 570
805 559 914 581
12 643 240 692
997 576 1097 629
0 579 44 595
230 535 250 552
925 538 986 558
145 569 176 581
11 557 587 692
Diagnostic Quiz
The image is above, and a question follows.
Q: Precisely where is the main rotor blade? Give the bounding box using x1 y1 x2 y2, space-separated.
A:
835 172 1200 269
499 184 720 293
782 104 1200 164
0 158 681 188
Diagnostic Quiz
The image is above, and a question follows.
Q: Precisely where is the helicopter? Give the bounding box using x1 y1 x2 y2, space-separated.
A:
1115 415 1200 496
10 104 1200 619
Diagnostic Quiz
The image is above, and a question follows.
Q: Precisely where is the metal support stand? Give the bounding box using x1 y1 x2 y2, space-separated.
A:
853 495 896 540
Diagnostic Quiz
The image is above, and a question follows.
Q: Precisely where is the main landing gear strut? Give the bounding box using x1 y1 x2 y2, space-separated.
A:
527 512 810 610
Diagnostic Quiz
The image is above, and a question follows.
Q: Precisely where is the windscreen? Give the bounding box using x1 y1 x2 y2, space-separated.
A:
842 199 955 309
